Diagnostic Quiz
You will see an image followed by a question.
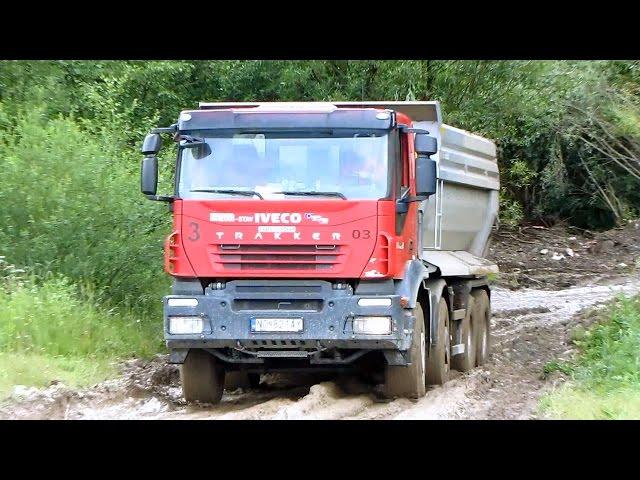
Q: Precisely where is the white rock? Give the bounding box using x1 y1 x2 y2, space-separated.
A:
617 263 628 268
540 249 549 255
565 248 575 257
11 385 38 400
552 253 565 261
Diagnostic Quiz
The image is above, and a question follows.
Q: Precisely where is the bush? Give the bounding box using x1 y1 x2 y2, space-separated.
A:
499 193 524 227
0 106 170 317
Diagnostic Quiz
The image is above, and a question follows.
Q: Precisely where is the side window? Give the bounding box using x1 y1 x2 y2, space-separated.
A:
400 132 409 189
388 130 401 199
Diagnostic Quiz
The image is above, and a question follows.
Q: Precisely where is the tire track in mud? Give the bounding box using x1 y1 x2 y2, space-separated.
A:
2 277 640 420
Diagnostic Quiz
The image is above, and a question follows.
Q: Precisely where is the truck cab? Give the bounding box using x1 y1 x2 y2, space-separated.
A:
141 101 499 403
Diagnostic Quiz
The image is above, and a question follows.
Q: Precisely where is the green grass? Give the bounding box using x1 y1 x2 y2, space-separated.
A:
540 294 640 419
539 385 640 419
0 352 117 398
0 273 163 398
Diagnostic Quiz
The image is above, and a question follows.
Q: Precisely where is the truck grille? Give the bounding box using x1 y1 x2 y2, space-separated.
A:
211 244 347 272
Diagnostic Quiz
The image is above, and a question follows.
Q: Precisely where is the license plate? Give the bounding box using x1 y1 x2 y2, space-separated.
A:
250 317 303 333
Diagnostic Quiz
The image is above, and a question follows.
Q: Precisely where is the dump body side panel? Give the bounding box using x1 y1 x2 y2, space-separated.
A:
419 123 500 258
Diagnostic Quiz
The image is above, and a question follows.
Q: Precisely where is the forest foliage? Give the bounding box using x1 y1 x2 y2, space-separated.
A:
0 59 638 327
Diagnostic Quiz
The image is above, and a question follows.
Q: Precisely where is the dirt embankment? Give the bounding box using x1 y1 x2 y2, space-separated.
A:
489 219 640 290
1 222 639 420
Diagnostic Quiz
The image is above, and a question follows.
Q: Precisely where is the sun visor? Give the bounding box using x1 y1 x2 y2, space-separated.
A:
177 107 395 132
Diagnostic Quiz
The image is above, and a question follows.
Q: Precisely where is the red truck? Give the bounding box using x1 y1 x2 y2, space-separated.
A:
141 101 500 403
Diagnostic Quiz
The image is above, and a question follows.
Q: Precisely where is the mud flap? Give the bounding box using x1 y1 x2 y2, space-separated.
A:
168 348 189 364
384 350 409 366
423 278 447 348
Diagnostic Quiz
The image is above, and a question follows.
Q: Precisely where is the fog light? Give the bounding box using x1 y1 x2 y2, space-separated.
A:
168 316 204 334
353 316 392 335
357 297 392 307
168 298 198 307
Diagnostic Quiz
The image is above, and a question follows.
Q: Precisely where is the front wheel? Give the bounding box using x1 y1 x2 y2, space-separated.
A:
180 349 225 404
383 303 427 399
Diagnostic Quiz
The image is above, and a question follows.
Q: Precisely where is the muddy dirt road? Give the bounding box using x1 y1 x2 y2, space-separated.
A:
3 276 639 420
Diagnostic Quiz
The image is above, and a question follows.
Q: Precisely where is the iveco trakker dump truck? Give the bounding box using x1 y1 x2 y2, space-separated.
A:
140 101 499 403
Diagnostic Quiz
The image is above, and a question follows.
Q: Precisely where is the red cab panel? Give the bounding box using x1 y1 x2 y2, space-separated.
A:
173 199 379 279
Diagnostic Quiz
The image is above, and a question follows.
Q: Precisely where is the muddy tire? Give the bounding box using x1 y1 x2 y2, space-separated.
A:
471 289 491 366
426 297 450 385
451 297 476 372
384 303 427 399
224 371 261 391
180 349 225 404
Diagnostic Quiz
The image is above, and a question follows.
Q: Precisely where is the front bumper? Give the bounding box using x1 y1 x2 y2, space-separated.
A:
163 280 415 360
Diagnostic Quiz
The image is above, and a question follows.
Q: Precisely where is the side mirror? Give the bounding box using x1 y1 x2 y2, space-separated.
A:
141 156 158 196
142 133 162 155
415 156 437 197
414 133 438 197
414 133 438 156
188 142 212 160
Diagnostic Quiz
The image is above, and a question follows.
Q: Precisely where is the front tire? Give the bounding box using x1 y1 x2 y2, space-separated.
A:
384 303 427 399
180 349 225 404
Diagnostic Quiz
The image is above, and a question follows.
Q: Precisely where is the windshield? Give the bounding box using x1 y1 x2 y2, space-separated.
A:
177 131 389 200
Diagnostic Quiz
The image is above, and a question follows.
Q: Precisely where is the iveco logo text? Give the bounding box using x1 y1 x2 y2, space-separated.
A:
210 212 328 224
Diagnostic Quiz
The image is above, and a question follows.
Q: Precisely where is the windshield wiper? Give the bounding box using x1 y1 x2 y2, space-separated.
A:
274 191 347 200
190 189 264 199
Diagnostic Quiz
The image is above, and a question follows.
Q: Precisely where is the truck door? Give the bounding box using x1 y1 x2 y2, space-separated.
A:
394 129 419 263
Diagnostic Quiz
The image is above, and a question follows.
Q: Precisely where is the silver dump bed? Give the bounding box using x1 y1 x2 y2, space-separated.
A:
199 101 500 275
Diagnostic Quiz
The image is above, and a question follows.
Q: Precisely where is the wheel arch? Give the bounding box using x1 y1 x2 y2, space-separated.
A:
395 260 448 347
418 279 448 347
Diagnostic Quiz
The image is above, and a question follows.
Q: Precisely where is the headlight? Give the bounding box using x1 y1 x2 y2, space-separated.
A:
168 316 204 334
167 298 198 307
357 297 392 307
353 316 392 335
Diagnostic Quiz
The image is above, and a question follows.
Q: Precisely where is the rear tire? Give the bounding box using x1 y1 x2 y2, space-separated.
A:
224 371 261 391
384 303 427 399
471 289 491 366
426 297 450 385
451 297 476 372
180 349 225 404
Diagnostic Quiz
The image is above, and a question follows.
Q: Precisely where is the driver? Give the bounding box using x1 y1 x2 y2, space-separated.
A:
220 143 261 188
339 148 368 185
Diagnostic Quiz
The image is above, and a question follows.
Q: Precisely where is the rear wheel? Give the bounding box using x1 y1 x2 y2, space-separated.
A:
426 297 450 385
384 303 427 399
471 289 491 366
451 297 476 372
180 349 225 404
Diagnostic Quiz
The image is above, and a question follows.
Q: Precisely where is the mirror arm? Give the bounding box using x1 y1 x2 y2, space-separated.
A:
146 195 175 203
151 124 178 135
399 125 430 135
176 134 205 143
398 194 429 203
